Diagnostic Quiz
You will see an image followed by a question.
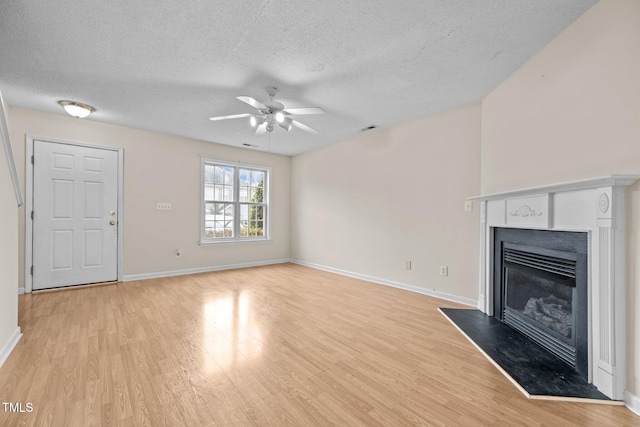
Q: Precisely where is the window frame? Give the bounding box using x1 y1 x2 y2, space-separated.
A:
200 158 271 244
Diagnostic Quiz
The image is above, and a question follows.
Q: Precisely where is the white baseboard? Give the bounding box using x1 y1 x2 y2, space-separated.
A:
625 390 640 416
0 327 22 368
290 259 477 307
18 287 25 295
123 258 290 282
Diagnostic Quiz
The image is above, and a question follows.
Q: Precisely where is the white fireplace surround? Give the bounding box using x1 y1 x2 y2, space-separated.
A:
470 175 640 401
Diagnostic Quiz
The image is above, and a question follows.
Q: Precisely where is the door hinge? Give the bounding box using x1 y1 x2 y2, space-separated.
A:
31 155 34 165
30 266 33 276
31 211 34 220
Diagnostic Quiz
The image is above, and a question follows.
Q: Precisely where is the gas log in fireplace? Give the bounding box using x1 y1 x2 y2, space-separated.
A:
493 228 588 378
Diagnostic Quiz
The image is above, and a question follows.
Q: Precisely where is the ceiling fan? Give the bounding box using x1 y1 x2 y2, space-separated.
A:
209 87 324 135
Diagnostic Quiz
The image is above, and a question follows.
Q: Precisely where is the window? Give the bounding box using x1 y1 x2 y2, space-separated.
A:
201 159 269 243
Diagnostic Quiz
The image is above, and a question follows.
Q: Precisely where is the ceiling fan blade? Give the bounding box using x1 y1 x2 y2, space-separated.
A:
283 107 324 116
254 122 267 136
209 113 252 121
291 120 319 134
237 96 268 110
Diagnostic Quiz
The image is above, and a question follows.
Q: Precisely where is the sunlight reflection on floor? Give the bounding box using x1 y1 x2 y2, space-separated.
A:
203 291 262 372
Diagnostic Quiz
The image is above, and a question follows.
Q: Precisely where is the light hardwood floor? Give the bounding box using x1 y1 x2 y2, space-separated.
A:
1 263 638 426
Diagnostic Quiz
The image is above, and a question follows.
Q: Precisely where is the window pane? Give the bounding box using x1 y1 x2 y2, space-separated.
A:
239 169 248 184
204 184 214 200
255 220 264 236
239 185 249 202
253 171 264 202
238 203 265 238
204 165 215 184
240 205 248 236
205 164 235 202
223 168 235 201
252 205 264 221
223 167 233 185
225 184 234 201
239 169 249 202
250 204 264 237
214 166 224 184
204 202 234 238
240 204 249 226
224 204 234 237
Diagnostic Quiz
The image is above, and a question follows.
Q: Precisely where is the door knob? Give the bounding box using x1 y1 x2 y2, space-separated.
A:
110 210 116 216
110 220 116 226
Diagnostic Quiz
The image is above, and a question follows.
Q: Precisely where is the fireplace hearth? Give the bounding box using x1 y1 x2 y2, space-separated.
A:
493 228 588 377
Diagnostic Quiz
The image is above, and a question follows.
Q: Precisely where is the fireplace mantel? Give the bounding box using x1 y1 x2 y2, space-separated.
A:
469 175 640 400
469 175 640 202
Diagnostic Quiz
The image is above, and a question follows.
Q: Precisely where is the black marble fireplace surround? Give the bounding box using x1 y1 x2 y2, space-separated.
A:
493 228 588 378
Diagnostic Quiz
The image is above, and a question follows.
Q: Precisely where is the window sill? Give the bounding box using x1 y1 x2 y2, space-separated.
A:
199 238 271 246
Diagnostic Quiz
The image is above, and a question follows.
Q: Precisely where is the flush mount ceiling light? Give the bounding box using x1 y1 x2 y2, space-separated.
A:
58 100 95 118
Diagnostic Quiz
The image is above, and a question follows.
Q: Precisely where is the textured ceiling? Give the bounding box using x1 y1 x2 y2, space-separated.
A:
0 1 597 156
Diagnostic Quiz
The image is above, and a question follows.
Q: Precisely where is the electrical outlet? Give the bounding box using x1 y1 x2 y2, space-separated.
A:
464 201 473 212
156 202 172 211
176 249 182 258
405 260 412 270
439 265 448 276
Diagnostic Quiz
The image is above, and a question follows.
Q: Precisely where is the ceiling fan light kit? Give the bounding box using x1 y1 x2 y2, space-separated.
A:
209 87 324 136
279 118 293 131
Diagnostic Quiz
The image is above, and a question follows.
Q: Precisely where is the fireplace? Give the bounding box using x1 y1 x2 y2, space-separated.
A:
470 175 640 400
493 228 588 377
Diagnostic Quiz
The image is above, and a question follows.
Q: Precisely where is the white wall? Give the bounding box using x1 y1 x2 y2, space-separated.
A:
291 103 481 301
8 107 291 283
0 104 20 364
481 0 640 398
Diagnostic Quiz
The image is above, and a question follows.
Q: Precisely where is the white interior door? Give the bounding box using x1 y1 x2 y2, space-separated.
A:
32 140 119 290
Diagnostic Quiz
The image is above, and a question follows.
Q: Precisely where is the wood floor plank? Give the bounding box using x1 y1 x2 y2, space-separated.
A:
1 263 638 426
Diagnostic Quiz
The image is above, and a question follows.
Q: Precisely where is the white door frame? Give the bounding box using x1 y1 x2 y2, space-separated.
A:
24 135 124 293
